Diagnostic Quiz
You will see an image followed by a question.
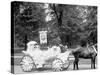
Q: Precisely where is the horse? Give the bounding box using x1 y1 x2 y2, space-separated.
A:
72 44 97 70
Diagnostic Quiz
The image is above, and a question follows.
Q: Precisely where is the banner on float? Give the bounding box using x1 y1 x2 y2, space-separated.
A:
39 31 47 44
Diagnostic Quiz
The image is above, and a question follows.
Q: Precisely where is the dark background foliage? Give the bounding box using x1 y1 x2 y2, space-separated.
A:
12 1 97 51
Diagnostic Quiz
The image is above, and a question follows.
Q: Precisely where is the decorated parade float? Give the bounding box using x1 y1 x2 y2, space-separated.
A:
11 1 97 74
20 30 71 72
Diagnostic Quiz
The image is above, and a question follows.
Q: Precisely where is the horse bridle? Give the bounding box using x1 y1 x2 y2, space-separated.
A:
91 44 97 53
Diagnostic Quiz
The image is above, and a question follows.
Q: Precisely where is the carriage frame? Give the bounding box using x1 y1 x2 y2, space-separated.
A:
20 41 71 72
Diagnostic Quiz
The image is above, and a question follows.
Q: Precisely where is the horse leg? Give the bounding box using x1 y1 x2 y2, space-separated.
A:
91 57 96 69
93 57 96 69
73 58 79 70
76 59 79 70
73 60 76 70
91 58 93 69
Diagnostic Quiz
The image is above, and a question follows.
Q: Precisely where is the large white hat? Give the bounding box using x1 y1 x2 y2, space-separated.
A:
27 41 38 46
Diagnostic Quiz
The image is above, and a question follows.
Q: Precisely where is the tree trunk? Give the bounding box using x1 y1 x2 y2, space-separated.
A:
25 34 28 50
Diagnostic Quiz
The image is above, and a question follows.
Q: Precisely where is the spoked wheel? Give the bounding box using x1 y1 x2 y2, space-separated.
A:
52 58 63 72
63 57 70 70
20 55 36 72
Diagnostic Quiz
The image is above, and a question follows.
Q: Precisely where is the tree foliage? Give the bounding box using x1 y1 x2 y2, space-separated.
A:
49 4 97 47
12 2 97 48
12 2 46 47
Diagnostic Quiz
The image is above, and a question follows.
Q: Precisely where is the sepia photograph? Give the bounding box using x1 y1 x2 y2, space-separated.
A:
11 1 97 74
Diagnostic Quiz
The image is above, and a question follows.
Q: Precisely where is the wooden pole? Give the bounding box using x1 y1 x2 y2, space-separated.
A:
25 34 28 50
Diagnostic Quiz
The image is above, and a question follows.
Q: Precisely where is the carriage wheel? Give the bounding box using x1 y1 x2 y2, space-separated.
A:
20 55 36 72
63 57 70 70
52 58 63 71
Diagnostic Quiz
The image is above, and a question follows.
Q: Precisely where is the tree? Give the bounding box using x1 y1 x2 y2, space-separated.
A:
12 2 97 48
49 4 97 47
13 2 46 48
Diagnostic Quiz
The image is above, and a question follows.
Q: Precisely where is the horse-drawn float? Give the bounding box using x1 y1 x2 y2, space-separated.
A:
20 41 71 72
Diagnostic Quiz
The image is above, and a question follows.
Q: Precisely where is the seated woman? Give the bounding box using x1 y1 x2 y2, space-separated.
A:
59 44 68 53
